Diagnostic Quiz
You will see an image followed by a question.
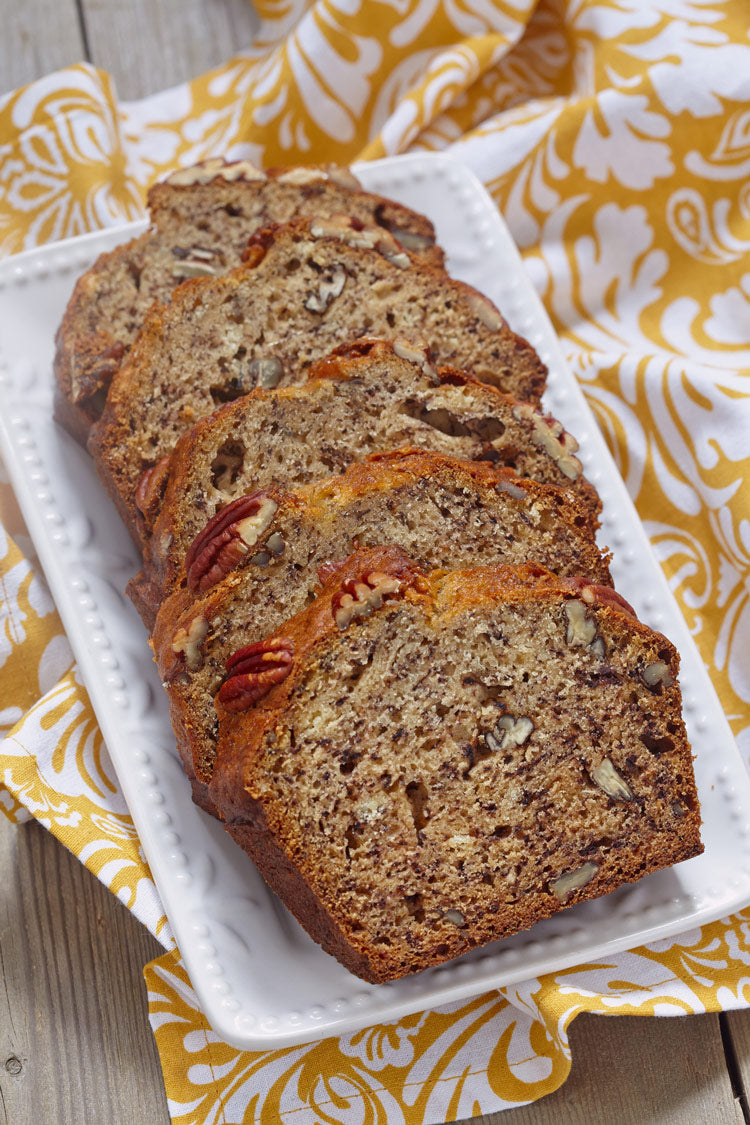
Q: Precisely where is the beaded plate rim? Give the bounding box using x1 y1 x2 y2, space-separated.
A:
0 151 748 1050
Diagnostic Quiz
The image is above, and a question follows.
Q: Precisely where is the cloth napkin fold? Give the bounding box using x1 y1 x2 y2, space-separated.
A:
2 1 750 1121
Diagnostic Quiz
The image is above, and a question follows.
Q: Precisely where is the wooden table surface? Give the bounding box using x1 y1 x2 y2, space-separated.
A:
2 4 750 1122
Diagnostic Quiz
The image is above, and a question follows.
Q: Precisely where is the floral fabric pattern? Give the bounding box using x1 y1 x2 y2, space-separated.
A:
1 0 749 1121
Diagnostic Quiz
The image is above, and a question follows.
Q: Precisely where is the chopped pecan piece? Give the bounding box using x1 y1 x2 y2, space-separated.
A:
249 356 283 389
135 454 171 521
86 339 126 387
186 492 278 592
485 714 534 754
391 337 438 382
171 246 221 278
564 599 607 658
304 265 347 313
166 159 265 186
640 661 674 689
333 571 403 630
386 228 435 252
591 758 633 801
511 402 583 481
463 289 506 331
276 167 329 185
550 861 598 901
218 637 294 712
171 615 209 672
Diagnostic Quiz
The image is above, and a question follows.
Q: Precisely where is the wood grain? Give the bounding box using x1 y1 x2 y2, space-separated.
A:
1 0 85 95
462 1012 743 1125
4 3 750 1123
3 811 743 1125
723 1010 750 1122
0 817 169 1124
81 0 259 99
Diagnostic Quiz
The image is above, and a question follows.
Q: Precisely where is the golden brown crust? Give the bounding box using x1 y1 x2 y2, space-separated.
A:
203 550 701 982
127 338 588 611
55 162 443 443
225 818 381 980
53 232 152 440
227 818 700 983
151 450 612 815
144 446 607 624
208 551 638 814
88 222 548 536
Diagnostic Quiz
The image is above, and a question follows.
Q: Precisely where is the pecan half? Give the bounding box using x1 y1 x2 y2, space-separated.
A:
574 581 636 618
186 493 278 593
217 637 294 712
333 571 403 630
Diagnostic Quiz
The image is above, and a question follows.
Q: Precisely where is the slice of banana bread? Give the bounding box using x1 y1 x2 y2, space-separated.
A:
153 450 612 808
130 339 594 617
88 219 547 530
54 161 442 442
206 546 702 983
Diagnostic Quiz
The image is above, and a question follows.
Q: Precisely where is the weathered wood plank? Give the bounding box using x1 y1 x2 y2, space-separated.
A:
0 817 169 1124
4 807 740 1125
723 1008 750 1120
3 6 748 1125
0 814 31 1125
80 0 259 99
464 1011 739 1125
0 0 86 95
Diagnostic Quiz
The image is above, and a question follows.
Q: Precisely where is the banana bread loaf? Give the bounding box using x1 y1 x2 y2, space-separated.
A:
88 219 547 532
153 450 612 808
206 546 702 983
130 339 594 617
54 160 442 442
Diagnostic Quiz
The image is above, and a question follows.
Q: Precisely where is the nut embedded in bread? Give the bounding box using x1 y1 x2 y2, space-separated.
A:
127 338 586 609
152 450 612 806
88 218 548 532
206 547 702 983
54 160 443 442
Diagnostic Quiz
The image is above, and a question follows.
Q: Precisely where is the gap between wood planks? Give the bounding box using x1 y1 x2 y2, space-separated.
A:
722 1013 750 1124
73 0 92 64
5 2 750 1122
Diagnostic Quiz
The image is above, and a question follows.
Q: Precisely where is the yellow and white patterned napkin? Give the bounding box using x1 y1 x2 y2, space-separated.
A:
2 1 749 1120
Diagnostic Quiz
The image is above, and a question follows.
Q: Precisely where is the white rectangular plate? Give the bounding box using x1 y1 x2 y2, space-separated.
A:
1 152 749 1051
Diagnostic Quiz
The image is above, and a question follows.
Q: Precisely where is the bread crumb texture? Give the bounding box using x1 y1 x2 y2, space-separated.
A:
209 554 702 983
